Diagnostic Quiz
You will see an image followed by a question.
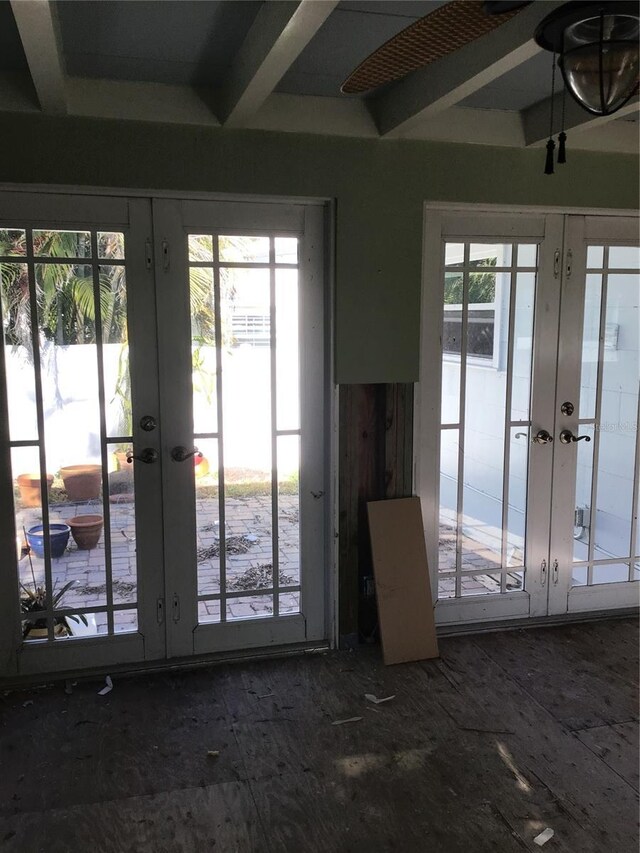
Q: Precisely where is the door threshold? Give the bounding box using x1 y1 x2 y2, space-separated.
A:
1 641 330 692
436 607 639 638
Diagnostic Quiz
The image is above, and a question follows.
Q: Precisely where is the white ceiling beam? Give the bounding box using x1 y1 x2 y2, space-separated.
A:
10 0 67 115
217 0 338 127
370 0 565 138
523 91 640 146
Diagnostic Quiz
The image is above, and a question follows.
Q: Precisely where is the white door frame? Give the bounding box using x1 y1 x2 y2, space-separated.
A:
416 202 639 628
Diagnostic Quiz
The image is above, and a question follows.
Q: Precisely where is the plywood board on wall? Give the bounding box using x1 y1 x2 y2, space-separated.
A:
367 496 438 665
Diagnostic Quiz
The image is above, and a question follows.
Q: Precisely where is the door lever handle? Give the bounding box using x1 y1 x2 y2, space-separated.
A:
532 429 553 445
559 430 591 444
127 448 158 464
171 445 203 463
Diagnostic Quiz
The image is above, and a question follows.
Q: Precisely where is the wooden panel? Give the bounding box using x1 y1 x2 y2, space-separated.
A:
338 383 414 645
367 496 438 665
575 721 639 792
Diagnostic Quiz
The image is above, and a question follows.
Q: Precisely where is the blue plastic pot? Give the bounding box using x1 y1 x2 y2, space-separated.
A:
26 524 70 559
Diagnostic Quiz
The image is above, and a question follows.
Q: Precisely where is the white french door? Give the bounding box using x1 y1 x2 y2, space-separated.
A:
417 208 639 627
0 190 328 679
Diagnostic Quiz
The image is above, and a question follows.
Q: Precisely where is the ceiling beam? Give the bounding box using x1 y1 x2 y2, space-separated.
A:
217 0 338 127
522 91 640 146
370 0 565 138
10 0 66 115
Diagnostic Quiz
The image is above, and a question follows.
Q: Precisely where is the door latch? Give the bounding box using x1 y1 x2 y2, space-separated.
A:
553 249 560 279
157 597 165 624
552 559 559 585
145 238 153 271
162 238 170 271
566 249 572 279
540 559 547 586
172 594 180 622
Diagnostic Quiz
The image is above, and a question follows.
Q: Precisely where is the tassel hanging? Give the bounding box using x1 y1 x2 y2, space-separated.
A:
545 139 556 175
557 85 567 164
544 51 557 175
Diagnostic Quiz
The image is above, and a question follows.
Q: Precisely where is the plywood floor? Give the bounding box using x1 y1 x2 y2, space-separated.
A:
1 618 638 852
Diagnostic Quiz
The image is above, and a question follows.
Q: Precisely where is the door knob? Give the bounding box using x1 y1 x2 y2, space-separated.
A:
127 448 158 464
171 445 203 462
139 415 157 432
532 429 553 445
559 429 591 444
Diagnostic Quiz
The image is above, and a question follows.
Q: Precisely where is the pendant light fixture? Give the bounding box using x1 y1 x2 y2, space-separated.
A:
535 0 639 172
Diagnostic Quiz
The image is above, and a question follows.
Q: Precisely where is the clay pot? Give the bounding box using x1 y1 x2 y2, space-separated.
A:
114 451 129 471
17 473 54 507
60 465 102 502
68 514 104 550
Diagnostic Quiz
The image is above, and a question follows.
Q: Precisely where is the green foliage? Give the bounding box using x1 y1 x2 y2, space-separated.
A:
444 256 497 305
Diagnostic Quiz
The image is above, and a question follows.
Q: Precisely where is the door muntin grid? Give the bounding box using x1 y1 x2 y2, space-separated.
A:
438 241 538 601
0 227 139 641
187 233 301 624
572 243 640 587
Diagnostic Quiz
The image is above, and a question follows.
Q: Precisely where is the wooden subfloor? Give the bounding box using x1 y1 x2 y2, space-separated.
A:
0 618 638 852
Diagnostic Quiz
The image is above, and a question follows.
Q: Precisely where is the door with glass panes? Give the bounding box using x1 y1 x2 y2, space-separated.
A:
0 191 327 678
417 209 639 627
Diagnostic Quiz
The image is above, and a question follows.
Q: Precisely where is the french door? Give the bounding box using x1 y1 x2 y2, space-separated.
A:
417 208 639 627
0 190 328 678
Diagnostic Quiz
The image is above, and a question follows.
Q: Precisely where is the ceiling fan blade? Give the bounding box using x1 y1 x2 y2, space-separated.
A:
341 0 532 95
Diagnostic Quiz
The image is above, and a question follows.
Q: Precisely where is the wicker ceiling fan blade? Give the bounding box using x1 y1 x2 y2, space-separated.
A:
341 0 532 95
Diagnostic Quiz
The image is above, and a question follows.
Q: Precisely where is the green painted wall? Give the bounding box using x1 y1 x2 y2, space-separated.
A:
0 113 637 382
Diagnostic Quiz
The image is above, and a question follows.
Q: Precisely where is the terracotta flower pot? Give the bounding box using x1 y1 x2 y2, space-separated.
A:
60 465 102 502
68 514 104 550
17 473 54 507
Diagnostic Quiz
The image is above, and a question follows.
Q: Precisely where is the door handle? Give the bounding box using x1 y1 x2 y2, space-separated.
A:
532 429 553 445
559 430 591 444
171 445 203 462
127 448 158 464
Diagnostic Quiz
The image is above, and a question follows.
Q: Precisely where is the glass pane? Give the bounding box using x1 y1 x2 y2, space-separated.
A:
114 609 138 634
98 232 125 260
276 268 299 431
506 427 528 568
469 272 496 304
571 566 588 586
593 273 639 560
220 267 273 600
461 573 501 596
198 599 221 625
275 237 298 264
511 273 536 421
227 595 273 620
190 266 217 435
100 266 131 438
516 244 537 267
279 592 300 614
438 576 456 599
592 562 630 584
579 274 602 419
33 230 91 258
444 243 464 267
219 235 269 264
439 429 458 572
188 234 214 262
195 437 221 598
609 246 640 269
586 245 604 268
0 229 26 256
278 435 300 590
107 441 137 606
573 424 594 563
469 243 512 267
1 262 38 441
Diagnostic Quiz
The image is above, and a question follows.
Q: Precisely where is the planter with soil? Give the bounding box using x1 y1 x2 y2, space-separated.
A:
68 514 104 550
17 473 54 507
59 464 102 502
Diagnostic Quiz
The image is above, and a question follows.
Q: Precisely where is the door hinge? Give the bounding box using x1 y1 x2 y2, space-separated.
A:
172 593 180 622
540 558 547 586
553 249 560 279
162 238 170 271
552 559 559 585
566 249 572 279
157 597 165 624
145 238 153 270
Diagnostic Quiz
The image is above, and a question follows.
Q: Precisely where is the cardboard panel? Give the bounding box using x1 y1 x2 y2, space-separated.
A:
367 497 438 665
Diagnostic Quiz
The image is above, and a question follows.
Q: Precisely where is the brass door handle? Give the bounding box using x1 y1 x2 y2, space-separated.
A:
532 429 553 445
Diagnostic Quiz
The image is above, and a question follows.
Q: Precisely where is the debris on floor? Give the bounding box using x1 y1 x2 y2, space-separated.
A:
98 675 113 696
197 534 257 562
228 563 296 591
533 828 555 846
364 693 395 705
332 716 363 726
206 750 220 759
